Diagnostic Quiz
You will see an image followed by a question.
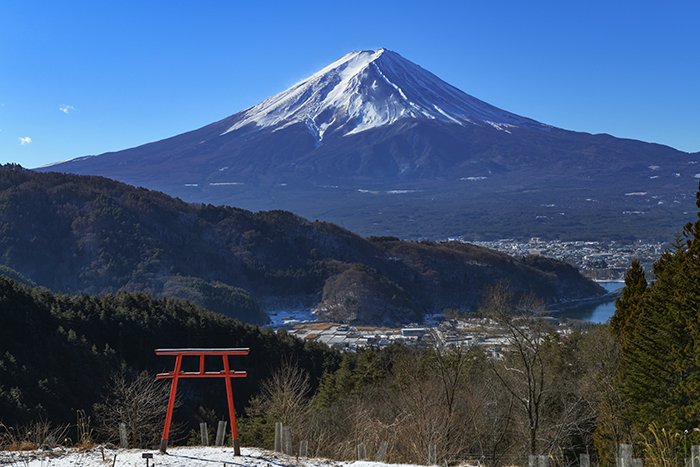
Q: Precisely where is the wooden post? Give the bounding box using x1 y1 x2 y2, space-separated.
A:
215 420 227 446
274 422 282 453
119 422 129 448
538 455 549 467
618 443 633 467
200 422 209 446
428 444 437 465
579 453 590 467
282 426 292 455
692 445 700 467
375 441 388 462
528 455 537 467
356 443 367 461
299 439 308 458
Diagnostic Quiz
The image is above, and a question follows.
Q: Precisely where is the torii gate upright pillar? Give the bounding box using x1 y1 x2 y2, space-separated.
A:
155 348 249 454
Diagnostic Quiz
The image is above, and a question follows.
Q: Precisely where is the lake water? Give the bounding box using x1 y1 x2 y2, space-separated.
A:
553 281 625 324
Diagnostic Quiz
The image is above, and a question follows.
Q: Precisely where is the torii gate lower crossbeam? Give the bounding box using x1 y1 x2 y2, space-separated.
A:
155 348 249 454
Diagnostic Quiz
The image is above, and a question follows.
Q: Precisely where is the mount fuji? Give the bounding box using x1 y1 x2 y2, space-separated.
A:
42 48 699 241
221 48 542 139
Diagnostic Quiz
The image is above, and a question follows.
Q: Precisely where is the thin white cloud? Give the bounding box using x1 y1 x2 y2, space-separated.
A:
18 136 32 145
59 104 75 114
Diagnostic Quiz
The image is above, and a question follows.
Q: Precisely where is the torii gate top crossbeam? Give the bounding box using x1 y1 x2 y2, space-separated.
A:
154 348 250 356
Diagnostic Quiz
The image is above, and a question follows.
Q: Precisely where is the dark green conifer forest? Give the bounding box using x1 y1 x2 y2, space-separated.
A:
0 276 338 430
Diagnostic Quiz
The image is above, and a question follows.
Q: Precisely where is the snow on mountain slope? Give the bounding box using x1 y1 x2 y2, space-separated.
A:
223 48 542 141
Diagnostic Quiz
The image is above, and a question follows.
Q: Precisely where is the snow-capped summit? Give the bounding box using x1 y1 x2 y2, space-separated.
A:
223 48 541 141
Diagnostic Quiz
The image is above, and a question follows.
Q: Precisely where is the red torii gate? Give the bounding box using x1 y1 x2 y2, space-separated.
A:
155 348 249 454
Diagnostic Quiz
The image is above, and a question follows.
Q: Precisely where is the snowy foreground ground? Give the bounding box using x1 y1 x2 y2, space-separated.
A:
0 446 467 467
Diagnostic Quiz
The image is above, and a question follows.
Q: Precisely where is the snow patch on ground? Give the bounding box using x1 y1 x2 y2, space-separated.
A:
0 446 440 467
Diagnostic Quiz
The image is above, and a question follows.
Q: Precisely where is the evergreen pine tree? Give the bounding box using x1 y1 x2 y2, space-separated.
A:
617 182 700 433
610 258 647 339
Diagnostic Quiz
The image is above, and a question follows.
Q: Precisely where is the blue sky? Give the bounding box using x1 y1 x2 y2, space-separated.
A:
2 1 699 168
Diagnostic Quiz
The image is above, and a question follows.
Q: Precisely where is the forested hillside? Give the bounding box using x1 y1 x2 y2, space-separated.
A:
0 276 337 429
0 164 603 325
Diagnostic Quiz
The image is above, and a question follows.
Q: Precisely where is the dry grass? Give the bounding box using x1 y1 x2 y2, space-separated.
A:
639 423 686 467
0 421 70 450
75 409 96 449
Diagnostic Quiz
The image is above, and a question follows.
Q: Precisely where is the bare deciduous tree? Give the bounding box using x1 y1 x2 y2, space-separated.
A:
241 359 311 450
470 376 518 466
93 371 175 448
261 359 310 429
482 282 552 456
